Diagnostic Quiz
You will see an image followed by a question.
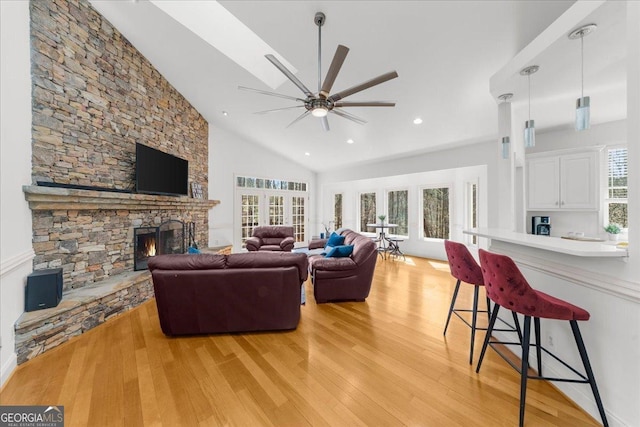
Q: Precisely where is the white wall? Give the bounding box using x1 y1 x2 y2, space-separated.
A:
0 0 34 386
207 125 317 250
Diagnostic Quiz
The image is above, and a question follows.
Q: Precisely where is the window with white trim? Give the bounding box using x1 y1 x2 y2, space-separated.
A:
359 192 376 233
606 147 628 228
387 190 408 236
422 186 450 240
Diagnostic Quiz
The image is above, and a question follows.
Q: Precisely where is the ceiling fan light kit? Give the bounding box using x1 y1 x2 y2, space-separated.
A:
240 12 398 131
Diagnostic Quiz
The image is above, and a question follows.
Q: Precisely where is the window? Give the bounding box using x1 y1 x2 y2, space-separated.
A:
291 196 306 242
269 195 284 225
241 195 260 244
237 176 307 192
360 192 376 232
465 182 478 245
387 190 408 236
334 193 343 230
606 147 628 228
422 187 450 239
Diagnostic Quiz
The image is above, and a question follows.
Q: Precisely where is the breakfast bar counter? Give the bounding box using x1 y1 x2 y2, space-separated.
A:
463 228 628 258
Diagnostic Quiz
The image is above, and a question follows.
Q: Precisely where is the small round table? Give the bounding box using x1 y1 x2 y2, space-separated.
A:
367 223 398 259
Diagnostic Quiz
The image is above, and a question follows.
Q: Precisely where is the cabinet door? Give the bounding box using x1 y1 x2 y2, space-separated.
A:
528 157 560 209
560 152 598 209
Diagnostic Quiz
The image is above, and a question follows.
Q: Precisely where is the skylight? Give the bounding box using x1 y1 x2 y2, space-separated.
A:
148 0 296 89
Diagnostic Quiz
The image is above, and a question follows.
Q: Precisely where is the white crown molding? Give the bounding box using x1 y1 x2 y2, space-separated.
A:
0 249 35 278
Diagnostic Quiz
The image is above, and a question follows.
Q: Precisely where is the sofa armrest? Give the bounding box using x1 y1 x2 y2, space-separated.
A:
245 236 261 251
280 236 295 251
310 257 357 271
308 238 328 250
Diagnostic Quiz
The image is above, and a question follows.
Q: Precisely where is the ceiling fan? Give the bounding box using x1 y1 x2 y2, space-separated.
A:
239 12 398 131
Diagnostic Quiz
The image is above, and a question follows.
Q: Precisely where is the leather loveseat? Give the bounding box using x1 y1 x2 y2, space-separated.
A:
308 229 378 303
148 252 308 335
245 226 295 252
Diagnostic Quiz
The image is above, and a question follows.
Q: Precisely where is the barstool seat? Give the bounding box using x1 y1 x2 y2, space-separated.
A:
443 241 520 364
476 249 608 427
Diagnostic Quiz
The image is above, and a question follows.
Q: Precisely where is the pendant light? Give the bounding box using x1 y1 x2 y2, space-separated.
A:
498 93 513 160
569 24 597 131
520 65 539 148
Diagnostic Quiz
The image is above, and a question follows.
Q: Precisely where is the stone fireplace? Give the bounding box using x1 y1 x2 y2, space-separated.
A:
17 0 220 364
133 226 158 271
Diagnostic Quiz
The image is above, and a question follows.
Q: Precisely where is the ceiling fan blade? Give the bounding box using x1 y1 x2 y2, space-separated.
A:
328 71 399 103
331 108 367 125
286 110 312 128
320 45 349 99
265 54 313 97
321 116 330 131
334 101 396 107
238 86 306 102
254 105 305 115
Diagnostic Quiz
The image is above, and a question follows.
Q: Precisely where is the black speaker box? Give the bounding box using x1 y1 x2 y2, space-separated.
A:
25 268 63 312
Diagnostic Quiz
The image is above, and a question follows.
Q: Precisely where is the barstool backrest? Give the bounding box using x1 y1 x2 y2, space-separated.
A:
479 249 588 320
444 240 484 286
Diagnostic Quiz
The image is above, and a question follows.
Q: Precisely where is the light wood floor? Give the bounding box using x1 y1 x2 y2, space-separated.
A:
1 256 600 426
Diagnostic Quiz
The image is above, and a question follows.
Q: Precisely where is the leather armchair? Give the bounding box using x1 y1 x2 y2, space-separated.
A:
246 226 295 252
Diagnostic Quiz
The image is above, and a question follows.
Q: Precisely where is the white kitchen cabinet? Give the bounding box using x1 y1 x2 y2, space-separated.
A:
527 150 599 210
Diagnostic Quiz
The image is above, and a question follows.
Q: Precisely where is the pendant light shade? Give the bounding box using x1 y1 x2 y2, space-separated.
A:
520 65 539 148
497 93 512 160
569 24 597 131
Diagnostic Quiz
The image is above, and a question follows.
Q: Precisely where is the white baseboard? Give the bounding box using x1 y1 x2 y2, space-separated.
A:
0 352 17 388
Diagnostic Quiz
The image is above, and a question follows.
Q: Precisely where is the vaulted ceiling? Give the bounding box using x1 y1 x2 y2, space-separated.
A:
89 1 626 172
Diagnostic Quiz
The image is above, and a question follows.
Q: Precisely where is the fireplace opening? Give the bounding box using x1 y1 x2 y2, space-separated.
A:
134 221 192 271
134 227 158 271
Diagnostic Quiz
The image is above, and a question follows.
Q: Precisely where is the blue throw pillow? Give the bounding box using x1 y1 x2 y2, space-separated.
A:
188 246 201 254
325 244 354 258
326 232 345 248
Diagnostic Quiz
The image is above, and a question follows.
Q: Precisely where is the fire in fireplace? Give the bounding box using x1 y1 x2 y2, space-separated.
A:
134 227 158 271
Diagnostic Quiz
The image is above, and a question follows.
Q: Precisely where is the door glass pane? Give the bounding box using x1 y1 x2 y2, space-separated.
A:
241 195 260 245
360 193 376 232
423 187 450 239
388 190 408 236
269 195 284 225
292 196 305 242
334 194 343 230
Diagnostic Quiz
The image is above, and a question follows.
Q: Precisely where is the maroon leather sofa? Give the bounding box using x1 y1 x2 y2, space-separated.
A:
308 229 378 303
245 226 295 252
148 252 308 335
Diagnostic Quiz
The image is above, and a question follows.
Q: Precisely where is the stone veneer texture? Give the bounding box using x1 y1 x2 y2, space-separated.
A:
29 0 210 287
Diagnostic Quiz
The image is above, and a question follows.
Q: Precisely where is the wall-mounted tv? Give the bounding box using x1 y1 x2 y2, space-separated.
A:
135 143 188 196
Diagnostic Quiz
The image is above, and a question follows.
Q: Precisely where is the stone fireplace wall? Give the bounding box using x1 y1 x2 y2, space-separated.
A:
29 0 210 288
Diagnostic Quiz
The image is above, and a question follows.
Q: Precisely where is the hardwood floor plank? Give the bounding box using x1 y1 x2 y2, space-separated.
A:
0 256 601 426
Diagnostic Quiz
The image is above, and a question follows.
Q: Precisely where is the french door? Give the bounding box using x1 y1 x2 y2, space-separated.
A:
237 190 308 249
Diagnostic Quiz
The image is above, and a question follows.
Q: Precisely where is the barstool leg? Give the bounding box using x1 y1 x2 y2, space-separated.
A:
443 279 461 336
475 304 500 373
534 317 542 376
469 285 480 364
486 296 492 322
519 315 532 427
570 320 609 427
512 312 523 344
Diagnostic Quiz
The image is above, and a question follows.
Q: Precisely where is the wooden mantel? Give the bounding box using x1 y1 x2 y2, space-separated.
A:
23 185 220 211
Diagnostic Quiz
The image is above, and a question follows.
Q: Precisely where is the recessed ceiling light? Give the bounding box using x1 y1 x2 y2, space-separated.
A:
305 152 310 156
347 139 354 144
413 118 423 125
222 111 228 116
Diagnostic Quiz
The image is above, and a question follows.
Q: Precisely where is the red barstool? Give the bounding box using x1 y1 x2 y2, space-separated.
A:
443 241 521 364
476 249 608 427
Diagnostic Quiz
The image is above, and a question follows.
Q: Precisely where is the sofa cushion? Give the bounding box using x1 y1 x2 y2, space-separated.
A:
227 252 309 282
325 245 354 258
326 232 345 248
309 255 357 271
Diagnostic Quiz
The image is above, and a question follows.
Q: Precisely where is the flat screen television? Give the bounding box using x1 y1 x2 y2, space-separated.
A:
135 143 188 196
